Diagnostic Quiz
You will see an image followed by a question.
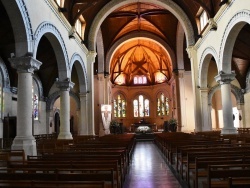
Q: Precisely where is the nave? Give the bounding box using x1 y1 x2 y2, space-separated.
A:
123 141 181 188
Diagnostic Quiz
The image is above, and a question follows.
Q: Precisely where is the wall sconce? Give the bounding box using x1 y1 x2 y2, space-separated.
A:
210 26 217 31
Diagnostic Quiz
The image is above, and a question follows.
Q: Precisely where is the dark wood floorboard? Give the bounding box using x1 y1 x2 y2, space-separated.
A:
123 141 182 188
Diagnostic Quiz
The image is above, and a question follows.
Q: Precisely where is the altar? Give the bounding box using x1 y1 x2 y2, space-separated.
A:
131 123 156 132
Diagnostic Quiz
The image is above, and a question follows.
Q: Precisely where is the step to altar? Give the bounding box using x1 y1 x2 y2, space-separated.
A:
135 133 155 140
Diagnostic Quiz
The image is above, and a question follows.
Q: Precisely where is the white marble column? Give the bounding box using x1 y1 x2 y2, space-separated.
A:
79 92 88 135
215 71 237 134
9 56 42 156
56 80 74 139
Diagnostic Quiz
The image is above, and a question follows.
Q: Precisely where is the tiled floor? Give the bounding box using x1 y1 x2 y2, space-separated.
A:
123 141 182 188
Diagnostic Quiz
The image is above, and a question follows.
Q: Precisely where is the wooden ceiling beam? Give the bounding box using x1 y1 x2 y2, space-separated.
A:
192 0 213 18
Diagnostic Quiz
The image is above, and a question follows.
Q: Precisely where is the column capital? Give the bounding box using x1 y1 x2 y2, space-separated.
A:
9 56 42 73
56 79 75 91
215 71 235 85
186 45 196 58
87 51 97 64
79 92 88 98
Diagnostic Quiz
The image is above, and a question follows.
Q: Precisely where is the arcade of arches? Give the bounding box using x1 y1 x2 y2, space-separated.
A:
0 0 250 156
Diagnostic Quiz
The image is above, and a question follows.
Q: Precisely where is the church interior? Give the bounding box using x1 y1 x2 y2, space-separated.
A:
1 0 250 187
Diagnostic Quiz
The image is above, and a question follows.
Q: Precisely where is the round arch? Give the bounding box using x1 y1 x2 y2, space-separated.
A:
219 10 250 73
33 22 70 80
88 0 195 51
96 29 105 74
0 57 10 89
106 31 176 72
46 90 80 111
69 53 88 93
1 0 33 56
208 84 244 106
199 47 219 88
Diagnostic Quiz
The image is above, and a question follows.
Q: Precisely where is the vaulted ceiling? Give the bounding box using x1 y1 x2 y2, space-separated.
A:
0 0 250 94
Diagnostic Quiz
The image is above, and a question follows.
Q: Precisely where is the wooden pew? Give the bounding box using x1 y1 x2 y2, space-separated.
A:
204 164 250 188
0 168 115 188
192 155 250 188
0 180 106 188
228 177 250 188
8 160 121 188
177 145 250 180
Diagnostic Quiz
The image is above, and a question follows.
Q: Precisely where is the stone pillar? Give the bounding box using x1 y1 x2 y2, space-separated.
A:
200 87 212 131
79 92 88 135
56 79 74 139
9 56 42 156
177 70 185 131
215 72 237 134
186 46 202 132
97 73 105 136
86 51 96 135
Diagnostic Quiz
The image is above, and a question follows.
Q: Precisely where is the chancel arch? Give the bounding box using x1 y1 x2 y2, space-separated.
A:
88 0 195 52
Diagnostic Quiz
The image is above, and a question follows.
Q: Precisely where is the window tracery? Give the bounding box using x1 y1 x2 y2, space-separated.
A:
157 93 169 116
113 94 126 118
133 95 149 117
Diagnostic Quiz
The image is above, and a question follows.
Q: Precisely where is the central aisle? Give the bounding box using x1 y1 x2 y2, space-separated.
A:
123 141 181 188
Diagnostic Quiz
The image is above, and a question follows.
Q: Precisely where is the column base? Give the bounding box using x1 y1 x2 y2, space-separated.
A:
11 136 37 157
58 132 73 140
221 127 238 135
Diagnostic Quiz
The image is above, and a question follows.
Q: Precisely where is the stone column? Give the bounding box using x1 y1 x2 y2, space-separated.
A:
79 92 88 135
56 79 74 139
215 71 237 134
200 87 212 131
86 51 96 135
186 46 202 132
177 70 185 131
9 56 42 156
97 73 105 136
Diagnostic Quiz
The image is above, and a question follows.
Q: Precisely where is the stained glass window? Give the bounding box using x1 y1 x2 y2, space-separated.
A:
32 80 39 120
133 95 149 117
113 94 126 118
133 75 147 84
157 93 169 116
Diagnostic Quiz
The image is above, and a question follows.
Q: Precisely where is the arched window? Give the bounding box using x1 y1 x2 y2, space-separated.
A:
197 7 208 33
133 75 147 85
133 95 150 117
113 94 126 118
200 10 208 31
157 93 169 116
75 13 86 39
32 79 39 120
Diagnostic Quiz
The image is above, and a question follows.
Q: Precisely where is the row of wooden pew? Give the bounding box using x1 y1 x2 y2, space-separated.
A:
155 132 250 188
0 134 136 188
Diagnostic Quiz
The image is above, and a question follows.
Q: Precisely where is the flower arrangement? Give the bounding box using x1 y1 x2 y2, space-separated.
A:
168 118 177 125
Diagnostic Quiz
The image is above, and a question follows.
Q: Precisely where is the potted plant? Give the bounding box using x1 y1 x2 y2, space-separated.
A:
168 118 177 132
109 120 120 134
